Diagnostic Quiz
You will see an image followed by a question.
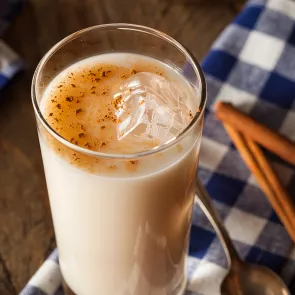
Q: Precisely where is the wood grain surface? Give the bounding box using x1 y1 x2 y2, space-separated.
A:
0 0 243 293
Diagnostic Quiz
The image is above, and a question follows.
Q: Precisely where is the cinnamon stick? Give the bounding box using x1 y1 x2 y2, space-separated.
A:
245 137 295 223
224 123 295 243
215 102 295 166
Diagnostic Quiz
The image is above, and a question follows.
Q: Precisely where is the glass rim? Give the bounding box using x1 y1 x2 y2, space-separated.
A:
32 23 207 160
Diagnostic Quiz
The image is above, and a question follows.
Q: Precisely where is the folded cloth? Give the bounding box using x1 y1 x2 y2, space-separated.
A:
19 0 295 294
0 0 23 92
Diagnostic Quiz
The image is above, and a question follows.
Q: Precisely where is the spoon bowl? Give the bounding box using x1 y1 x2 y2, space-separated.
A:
221 262 290 295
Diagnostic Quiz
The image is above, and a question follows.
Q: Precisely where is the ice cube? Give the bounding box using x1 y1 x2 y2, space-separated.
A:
113 72 192 141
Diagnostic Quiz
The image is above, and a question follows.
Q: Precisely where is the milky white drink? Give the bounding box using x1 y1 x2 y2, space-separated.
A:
38 53 202 295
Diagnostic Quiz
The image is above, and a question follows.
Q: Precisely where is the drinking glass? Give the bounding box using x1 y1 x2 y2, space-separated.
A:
32 24 207 295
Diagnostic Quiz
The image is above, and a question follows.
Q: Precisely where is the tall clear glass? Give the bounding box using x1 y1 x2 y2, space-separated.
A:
32 24 206 295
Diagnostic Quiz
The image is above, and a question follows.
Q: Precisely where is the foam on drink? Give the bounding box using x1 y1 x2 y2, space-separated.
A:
39 53 201 295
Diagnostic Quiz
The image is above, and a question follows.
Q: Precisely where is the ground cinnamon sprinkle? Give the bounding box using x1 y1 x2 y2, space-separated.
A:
66 96 74 102
43 61 171 174
112 95 124 110
124 159 139 172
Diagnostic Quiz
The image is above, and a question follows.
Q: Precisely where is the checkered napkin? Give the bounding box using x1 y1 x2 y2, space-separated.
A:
0 0 23 91
19 0 295 294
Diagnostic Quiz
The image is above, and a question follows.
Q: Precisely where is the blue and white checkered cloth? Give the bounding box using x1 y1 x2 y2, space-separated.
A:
20 0 295 294
0 0 23 91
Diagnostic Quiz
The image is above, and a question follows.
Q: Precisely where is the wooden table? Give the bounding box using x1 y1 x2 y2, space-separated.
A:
0 0 243 293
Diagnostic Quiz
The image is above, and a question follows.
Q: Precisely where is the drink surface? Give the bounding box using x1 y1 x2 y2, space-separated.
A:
39 53 201 295
41 53 196 155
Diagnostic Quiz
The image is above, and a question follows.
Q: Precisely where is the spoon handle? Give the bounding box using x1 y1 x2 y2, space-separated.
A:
195 178 241 267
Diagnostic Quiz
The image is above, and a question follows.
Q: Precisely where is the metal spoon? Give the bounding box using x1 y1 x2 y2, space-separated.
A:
195 178 290 295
